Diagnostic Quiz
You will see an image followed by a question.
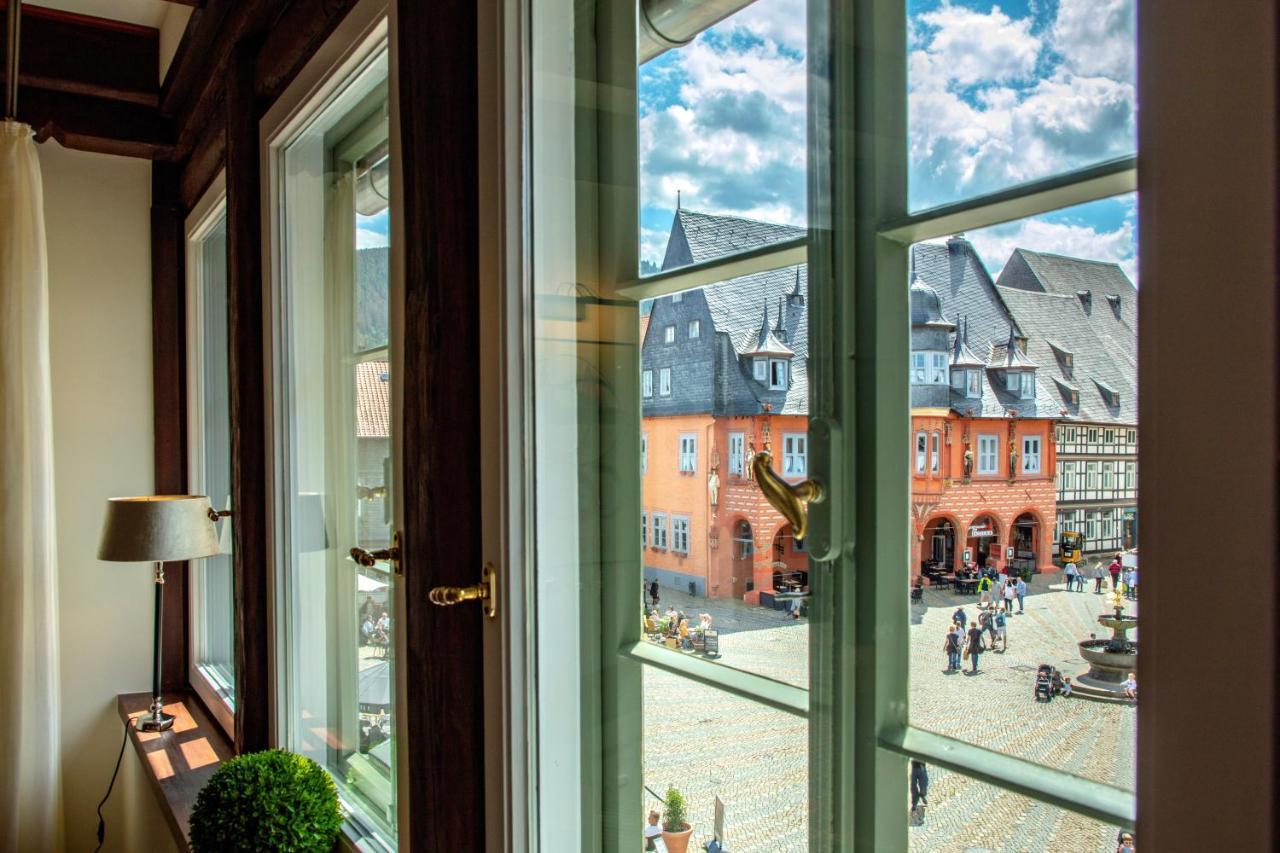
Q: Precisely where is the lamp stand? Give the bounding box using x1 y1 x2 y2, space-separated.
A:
137 561 175 732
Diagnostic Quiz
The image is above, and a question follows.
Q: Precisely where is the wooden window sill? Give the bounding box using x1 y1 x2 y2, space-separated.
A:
117 691 234 852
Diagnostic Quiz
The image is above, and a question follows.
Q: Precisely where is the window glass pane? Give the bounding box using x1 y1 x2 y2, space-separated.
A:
638 0 808 272
907 0 1136 211
908 197 1138 791
907 769 1131 852
278 48 396 844
644 668 807 850
192 214 234 710
641 261 810 684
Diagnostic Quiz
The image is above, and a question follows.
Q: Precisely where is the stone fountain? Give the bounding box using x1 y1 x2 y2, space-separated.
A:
1074 584 1137 700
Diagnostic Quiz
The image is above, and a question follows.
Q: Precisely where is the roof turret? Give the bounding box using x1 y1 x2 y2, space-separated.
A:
910 274 956 330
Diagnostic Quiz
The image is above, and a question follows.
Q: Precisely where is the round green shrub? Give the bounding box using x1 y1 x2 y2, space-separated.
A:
189 749 343 853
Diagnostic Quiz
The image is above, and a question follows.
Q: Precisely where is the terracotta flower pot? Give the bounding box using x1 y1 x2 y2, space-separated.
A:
662 824 693 853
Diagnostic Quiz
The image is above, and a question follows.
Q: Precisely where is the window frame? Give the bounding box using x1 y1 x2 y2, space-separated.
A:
1022 435 1042 474
659 366 672 396
184 174 236 739
728 430 745 477
663 324 675 344
641 368 653 397
671 515 690 554
770 357 790 389
565 0 1139 846
977 433 1000 475
651 511 669 550
783 432 809 477
688 318 700 339
678 432 697 473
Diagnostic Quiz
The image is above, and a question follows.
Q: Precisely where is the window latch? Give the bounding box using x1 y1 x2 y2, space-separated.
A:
350 531 402 575
752 449 824 541
429 562 497 620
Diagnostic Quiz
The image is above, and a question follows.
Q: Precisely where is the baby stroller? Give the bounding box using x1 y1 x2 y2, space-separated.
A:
1034 664 1056 702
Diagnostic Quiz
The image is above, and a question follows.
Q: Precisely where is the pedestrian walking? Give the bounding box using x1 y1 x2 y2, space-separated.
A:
1064 561 1078 592
943 624 962 672
1003 578 1017 613
953 606 967 633
1015 576 1027 613
979 608 996 647
1109 554 1123 591
909 760 929 825
966 621 985 673
994 609 1007 652
649 579 659 608
1129 566 1138 600
1093 563 1104 593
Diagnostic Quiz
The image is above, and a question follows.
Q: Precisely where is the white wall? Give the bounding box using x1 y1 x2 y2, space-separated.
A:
42 142 178 853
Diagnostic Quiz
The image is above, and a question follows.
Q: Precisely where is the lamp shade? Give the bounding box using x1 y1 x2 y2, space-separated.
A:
97 495 223 563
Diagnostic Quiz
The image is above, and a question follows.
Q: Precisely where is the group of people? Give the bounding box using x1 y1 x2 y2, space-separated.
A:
360 595 392 649
943 603 1007 674
1063 554 1138 598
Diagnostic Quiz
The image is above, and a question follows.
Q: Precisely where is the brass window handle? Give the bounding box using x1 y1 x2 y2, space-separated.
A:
350 532 402 574
752 449 824 541
429 563 497 620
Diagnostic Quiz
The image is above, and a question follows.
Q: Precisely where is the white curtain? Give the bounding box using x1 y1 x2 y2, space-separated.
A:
0 119 63 851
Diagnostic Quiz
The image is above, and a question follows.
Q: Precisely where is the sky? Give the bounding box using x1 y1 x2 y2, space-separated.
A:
637 0 1138 282
358 210 390 249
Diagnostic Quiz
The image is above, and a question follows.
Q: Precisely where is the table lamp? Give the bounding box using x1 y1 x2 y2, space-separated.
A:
98 495 223 731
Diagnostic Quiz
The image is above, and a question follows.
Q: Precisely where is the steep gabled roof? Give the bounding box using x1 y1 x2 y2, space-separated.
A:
661 209 805 270
998 248 1138 331
995 284 1137 424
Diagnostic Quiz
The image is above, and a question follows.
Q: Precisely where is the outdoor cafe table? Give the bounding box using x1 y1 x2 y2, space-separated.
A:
943 576 978 595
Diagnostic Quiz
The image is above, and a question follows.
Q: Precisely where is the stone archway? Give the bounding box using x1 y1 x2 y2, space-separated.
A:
1010 510 1042 575
922 515 959 572
730 517 753 599
770 523 808 592
965 514 1001 568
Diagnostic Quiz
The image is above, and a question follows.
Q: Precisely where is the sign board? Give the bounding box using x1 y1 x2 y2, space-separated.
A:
1005 546 1015 559
968 525 995 538
962 548 973 562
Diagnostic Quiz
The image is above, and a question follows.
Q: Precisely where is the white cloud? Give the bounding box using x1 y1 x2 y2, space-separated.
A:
639 4 808 264
964 217 1138 283
1050 0 1136 81
916 3 1041 88
357 227 390 249
908 1 1136 208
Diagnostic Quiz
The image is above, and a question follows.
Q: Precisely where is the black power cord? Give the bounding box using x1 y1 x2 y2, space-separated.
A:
93 716 131 853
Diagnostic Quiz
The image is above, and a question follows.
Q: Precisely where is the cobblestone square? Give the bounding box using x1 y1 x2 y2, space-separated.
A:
642 574 1135 851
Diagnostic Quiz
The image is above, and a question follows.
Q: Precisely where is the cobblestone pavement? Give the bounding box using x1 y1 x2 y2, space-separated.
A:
642 576 1136 852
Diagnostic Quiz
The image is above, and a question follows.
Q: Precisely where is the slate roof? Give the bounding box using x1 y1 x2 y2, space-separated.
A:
356 361 390 438
643 210 809 416
995 284 1137 424
998 249 1138 331
911 238 1056 418
661 209 805 269
950 318 986 368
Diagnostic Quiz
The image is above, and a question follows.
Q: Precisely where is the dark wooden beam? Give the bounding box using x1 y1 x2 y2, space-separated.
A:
225 41 271 756
397 0 485 849
9 85 176 159
180 113 225 212
5 2 159 106
152 162 190 694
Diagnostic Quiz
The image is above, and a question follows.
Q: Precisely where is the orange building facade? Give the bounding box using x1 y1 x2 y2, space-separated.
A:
910 411 1058 578
642 412 808 604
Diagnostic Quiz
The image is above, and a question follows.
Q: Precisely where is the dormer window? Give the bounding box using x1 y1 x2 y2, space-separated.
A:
1021 372 1036 398
911 351 948 385
930 352 948 384
754 358 768 381
967 370 981 398
770 359 789 390
1005 370 1035 399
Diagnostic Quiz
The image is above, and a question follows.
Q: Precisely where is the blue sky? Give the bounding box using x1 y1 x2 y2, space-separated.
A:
358 210 390 248
638 0 1137 282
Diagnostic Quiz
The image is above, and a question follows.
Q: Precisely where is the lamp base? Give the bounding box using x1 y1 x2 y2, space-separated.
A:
135 699 175 732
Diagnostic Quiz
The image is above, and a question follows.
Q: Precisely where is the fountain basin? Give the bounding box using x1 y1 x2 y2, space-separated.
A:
1078 639 1137 684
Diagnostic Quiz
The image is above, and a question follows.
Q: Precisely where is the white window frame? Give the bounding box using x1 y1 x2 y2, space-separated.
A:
641 369 653 398
977 434 999 475
754 357 768 381
931 432 940 474
641 511 648 547
678 433 697 473
185 175 235 738
659 367 672 396
1022 435 1042 473
671 516 690 554
640 432 647 474
688 319 700 339
1006 371 1019 392
651 511 668 550
967 369 981 398
728 431 745 477
261 10 400 845
930 352 948 384
664 324 675 344
910 351 926 384
770 358 789 390
915 431 927 473
1020 371 1036 398
783 432 808 477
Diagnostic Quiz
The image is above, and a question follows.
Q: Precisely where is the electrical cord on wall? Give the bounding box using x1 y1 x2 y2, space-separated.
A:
93 716 131 853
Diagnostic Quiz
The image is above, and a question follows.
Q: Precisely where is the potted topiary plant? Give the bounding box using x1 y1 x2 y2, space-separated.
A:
188 749 344 852
661 786 693 853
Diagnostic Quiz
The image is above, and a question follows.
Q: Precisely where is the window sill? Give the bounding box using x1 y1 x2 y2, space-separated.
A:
117 691 235 852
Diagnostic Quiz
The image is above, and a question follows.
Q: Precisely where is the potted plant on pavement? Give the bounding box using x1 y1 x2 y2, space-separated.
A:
661 786 693 853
